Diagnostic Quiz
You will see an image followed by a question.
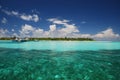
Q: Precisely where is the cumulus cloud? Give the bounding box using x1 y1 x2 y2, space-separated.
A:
0 16 119 40
0 23 120 41
19 24 35 37
93 28 120 40
20 14 39 22
17 23 92 38
80 34 91 38
59 24 79 33
32 29 44 37
1 17 7 24
12 33 19 37
18 22 79 38
49 24 56 31
0 29 9 37
2 9 39 22
19 24 43 37
17 19 120 40
48 18 79 37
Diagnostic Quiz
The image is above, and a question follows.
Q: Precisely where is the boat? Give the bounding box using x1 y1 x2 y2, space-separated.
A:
12 37 28 42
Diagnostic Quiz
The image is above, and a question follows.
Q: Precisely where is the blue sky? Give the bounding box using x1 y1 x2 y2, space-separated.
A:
0 0 120 40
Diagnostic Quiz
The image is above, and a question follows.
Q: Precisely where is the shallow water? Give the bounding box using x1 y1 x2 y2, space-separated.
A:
0 40 120 51
0 41 120 80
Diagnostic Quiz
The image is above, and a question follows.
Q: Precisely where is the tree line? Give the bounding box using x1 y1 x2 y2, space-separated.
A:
0 37 94 41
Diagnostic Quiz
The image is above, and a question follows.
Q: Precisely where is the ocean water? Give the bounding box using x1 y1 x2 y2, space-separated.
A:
0 40 120 80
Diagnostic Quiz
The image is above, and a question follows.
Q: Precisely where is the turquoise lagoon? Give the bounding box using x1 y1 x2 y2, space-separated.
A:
0 40 120 80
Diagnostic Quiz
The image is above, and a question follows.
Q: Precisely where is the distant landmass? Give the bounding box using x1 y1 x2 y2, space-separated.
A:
0 37 94 41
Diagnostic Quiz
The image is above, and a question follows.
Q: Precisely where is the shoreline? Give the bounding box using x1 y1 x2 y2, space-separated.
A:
0 37 94 41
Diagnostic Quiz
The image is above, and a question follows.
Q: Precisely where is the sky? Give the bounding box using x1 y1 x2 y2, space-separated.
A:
0 0 120 40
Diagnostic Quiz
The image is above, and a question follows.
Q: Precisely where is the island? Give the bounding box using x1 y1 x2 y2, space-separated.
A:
0 37 94 41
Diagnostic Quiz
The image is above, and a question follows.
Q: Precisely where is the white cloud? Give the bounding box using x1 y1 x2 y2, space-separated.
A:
19 24 43 37
94 28 119 38
20 14 39 22
2 9 13 15
1 17 7 24
66 33 91 38
31 9 40 14
11 11 19 16
48 18 70 25
80 34 91 38
0 23 119 41
68 28 120 40
20 24 35 34
12 29 15 32
60 24 79 33
16 25 120 40
32 29 44 37
47 18 120 40
12 33 19 37
0 15 119 41
0 29 9 37
93 28 120 40
2 9 39 22
19 24 34 37
22 24 35 31
48 18 79 37
49 24 56 31
2 10 19 16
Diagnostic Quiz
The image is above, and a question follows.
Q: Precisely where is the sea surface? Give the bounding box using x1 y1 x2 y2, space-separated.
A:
0 40 120 80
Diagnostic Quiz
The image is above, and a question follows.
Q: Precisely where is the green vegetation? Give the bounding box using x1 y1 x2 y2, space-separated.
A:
0 37 11 40
0 37 94 41
29 37 94 41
